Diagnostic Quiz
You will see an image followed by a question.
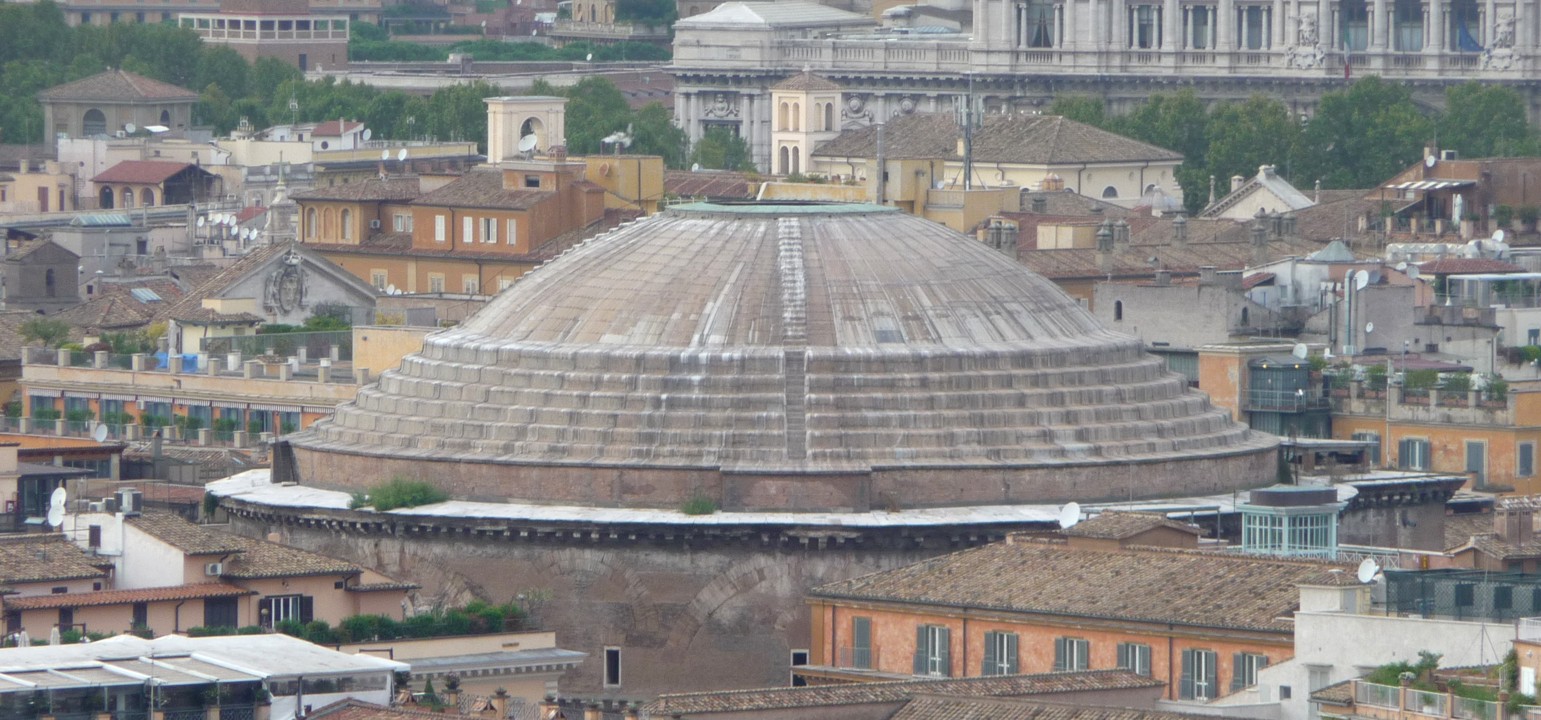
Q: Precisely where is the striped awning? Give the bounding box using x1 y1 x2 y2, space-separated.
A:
247 403 299 413
1388 179 1476 191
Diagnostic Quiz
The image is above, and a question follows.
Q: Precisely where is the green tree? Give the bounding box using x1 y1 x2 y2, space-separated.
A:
690 127 755 172
250 57 303 101
198 83 237 135
350 20 389 42
195 46 251 102
1047 95 1108 127
19 318 71 349
425 81 501 151
631 102 688 168
1111 90 1210 213
1204 94 1304 208
615 0 677 27
562 76 632 154
1296 76 1433 189
1439 83 1536 159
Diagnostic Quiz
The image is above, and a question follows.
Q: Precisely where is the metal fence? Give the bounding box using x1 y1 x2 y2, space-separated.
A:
1453 695 1499 720
1384 569 1541 621
1408 689 1449 717
200 330 352 361
1355 682 1400 708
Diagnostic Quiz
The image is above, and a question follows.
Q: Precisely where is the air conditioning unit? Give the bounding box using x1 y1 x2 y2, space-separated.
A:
87 501 105 513
204 562 224 576
117 488 143 516
369 219 382 230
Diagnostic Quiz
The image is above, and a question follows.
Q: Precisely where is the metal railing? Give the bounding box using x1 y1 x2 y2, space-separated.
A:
1409 689 1450 717
201 330 352 361
1453 695 1499 720
114 711 149 720
836 645 876 670
163 708 207 720
1244 388 1330 412
1355 681 1401 708
219 705 255 720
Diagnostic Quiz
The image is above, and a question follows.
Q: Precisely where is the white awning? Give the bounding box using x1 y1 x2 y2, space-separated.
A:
1388 179 1476 191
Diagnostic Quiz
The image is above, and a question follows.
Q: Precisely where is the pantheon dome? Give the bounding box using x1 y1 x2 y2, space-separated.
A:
290 202 1277 511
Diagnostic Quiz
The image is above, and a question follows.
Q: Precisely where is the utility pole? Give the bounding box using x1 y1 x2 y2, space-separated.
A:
962 73 977 191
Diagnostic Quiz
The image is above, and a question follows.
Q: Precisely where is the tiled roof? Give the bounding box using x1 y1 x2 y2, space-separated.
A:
309 700 477 720
1242 272 1276 289
664 169 756 200
4 239 78 263
410 168 554 210
0 535 112 585
122 444 256 478
889 697 1219 720
1064 511 1201 540
128 513 248 556
774 70 842 92
290 177 422 202
1445 512 1493 551
37 70 198 103
93 160 199 185
1297 569 1366 587
311 120 364 137
811 537 1348 632
1020 191 1133 217
814 114 1183 165
1310 679 1356 704
158 243 288 325
169 263 222 290
52 294 161 333
345 581 421 592
646 670 1162 716
1417 258 1526 275
2 583 252 610
106 481 208 504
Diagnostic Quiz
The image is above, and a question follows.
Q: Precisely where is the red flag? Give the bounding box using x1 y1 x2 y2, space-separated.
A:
1345 58 1352 80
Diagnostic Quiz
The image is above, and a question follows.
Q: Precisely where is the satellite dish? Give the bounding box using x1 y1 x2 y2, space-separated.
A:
1494 229 1506 244
1057 501 1081 529
50 487 67 510
691 163 702 173
398 148 408 162
1365 321 1375 334
517 134 539 153
124 122 136 134
385 283 397 295
227 216 239 227
1354 270 1370 290
196 216 205 228
1407 265 1420 280
1292 343 1309 360
46 507 63 528
1426 155 1437 168
381 149 391 161
363 128 373 141
1395 261 1408 271
91 424 108 443
1357 557 1381 584
586 53 593 62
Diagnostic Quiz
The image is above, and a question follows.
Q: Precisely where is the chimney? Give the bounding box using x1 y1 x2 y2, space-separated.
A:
1030 194 1047 213
1496 505 1534 545
489 689 509 719
1113 219 1130 247
1172 213 1188 246
1154 269 1171 286
1314 179 1322 203
584 703 601 720
1231 174 1245 192
623 704 640 720
1198 265 1218 285
1096 220 1115 273
152 430 163 460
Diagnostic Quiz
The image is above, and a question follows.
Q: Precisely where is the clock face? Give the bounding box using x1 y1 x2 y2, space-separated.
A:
277 266 301 312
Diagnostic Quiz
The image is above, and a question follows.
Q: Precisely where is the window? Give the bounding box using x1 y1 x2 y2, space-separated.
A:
428 274 445 294
463 275 480 294
393 213 412 232
1181 648 1219 700
1237 5 1270 50
341 208 352 240
850 616 873 669
88 525 102 549
1185 5 1212 48
1022 0 1055 47
790 650 809 687
913 625 950 677
261 594 311 627
604 647 622 687
1128 5 1160 48
481 216 497 243
1495 585 1514 611
463 216 473 244
524 175 541 189
1280 686 1292 700
83 108 107 136
434 214 446 242
306 208 317 239
1455 583 1476 607
1054 637 1090 671
507 218 518 246
1102 186 1119 199
1341 0 1369 49
1114 300 1124 321
205 596 238 629
1118 642 1153 677
499 277 517 291
982 631 1018 676
370 271 387 290
1449 0 1479 50
51 587 68 595
1392 0 1423 50
1352 431 1382 466
1398 438 1430 470
132 602 148 629
1467 440 1487 487
1232 652 1269 691
1522 442 1535 478
59 608 73 628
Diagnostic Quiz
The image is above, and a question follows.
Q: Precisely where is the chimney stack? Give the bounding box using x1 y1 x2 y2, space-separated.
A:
1030 194 1047 213
1154 269 1171 286
1172 213 1188 246
1113 219 1130 247
1231 174 1245 192
1199 265 1218 285
489 689 509 719
1496 504 1534 545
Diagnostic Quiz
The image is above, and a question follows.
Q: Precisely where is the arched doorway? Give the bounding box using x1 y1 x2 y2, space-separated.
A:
82 109 107 136
99 186 114 209
121 187 134 208
140 188 155 207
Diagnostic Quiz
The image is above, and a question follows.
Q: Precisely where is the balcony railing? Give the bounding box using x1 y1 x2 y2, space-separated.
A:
836 645 876 670
1356 681 1401 708
1244 388 1330 413
1351 681 1500 720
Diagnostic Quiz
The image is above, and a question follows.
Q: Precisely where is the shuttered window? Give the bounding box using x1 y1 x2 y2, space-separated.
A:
1053 637 1089 671
912 625 950 677
1118 642 1153 676
1181 648 1219 700
981 631 1018 676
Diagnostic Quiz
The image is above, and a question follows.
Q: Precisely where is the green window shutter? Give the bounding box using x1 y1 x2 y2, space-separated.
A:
853 617 871 668
913 626 927 675
1005 633 1018 674
1203 650 1219 697
1180 649 1196 700
1053 637 1067 672
937 627 951 677
1231 652 1246 692
982 632 999 676
1116 642 1129 670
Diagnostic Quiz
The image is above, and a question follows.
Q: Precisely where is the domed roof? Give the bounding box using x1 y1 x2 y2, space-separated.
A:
295 202 1274 509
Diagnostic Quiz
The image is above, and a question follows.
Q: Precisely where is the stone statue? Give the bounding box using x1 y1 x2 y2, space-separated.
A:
841 93 873 127
1482 13 1518 70
1284 10 1326 68
703 93 739 119
1298 11 1318 45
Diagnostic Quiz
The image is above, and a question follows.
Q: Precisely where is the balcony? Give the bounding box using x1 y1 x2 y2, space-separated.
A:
1244 388 1330 413
1350 680 1500 720
836 645 878 671
1329 382 1514 426
549 20 669 41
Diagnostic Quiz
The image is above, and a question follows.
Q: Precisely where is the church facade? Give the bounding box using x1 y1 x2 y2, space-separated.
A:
669 0 1540 171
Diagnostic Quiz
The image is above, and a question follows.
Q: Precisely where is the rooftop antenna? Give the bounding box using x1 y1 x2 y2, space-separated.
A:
1057 501 1081 529
1356 557 1381 584
398 148 408 163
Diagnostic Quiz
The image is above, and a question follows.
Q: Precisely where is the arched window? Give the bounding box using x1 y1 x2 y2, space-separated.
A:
779 102 789 131
121 187 135 208
306 208 317 239
99 186 114 209
159 109 171 125
1101 186 1118 199
792 102 801 132
1114 300 1124 321
341 208 353 241
324 207 336 238
823 102 834 131
140 188 154 207
779 146 790 175
791 146 801 175
82 109 107 136
1240 307 1250 326
44 269 56 297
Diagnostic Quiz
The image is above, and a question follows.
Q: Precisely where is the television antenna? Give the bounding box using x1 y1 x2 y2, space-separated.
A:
1291 343 1309 360
1365 321 1374 334
91 424 108 443
691 163 702 173
385 283 397 296
1425 155 1437 168
363 128 372 142
1356 557 1381 584
1057 501 1081 529
196 216 205 228
47 487 66 527
1494 229 1507 244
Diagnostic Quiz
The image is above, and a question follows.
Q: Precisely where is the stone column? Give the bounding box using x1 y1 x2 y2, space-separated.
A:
168 355 183 374
1273 0 1284 46
1219 0 1236 48
1166 0 1181 48
1372 0 1388 48
131 354 147 371
1319 0 1331 47
198 428 211 446
206 356 220 376
56 348 69 367
1429 0 1445 50
1063 0 1077 50
94 351 108 369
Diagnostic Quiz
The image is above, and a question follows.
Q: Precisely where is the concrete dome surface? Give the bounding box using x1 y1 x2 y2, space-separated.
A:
292 202 1276 510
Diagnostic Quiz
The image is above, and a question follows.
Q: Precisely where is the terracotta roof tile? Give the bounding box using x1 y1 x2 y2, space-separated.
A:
1444 512 1493 551
811 537 1349 632
93 160 201 185
773 70 842 92
1310 679 1356 704
2 583 253 610
646 670 1163 716
814 114 1182 165
311 120 364 137
128 513 368 579
889 696 1220 720
410 169 554 210
309 699 478 720
290 177 422 203
1020 191 1133 217
158 243 290 325
128 513 248 556
665 169 757 200
1417 258 1526 275
0 535 112 585
1064 511 1201 540
37 70 198 103
4 239 78 263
